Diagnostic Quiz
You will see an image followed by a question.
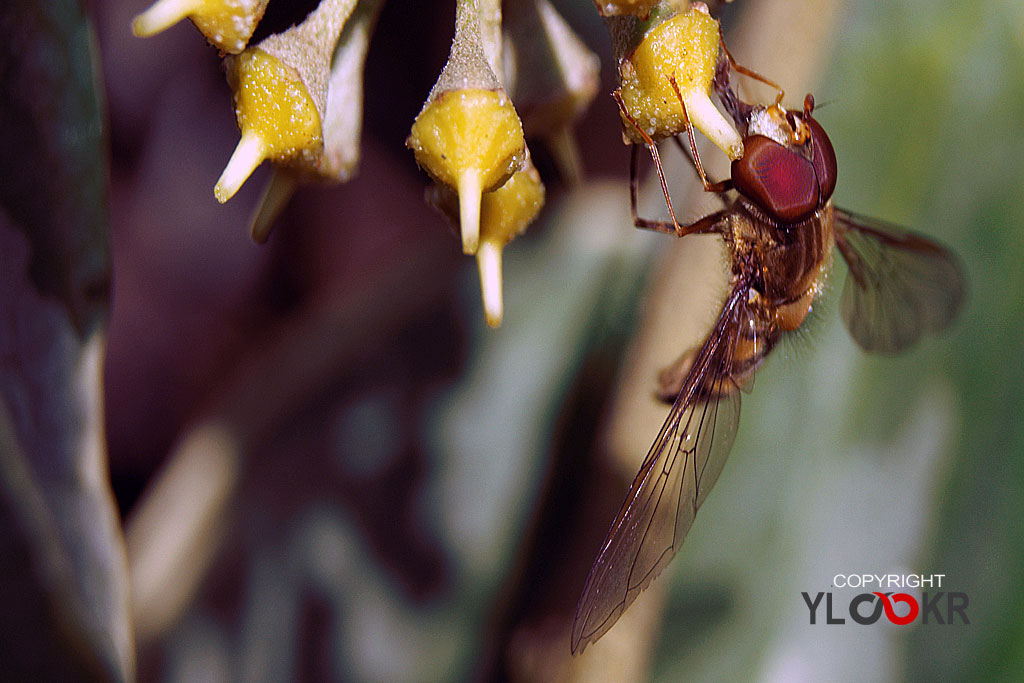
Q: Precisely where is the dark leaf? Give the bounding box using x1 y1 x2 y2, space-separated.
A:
0 1 130 681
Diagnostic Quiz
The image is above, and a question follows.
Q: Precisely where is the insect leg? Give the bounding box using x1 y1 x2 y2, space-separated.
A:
629 134 730 236
613 90 683 235
668 136 733 201
634 205 730 237
719 38 785 105
667 75 734 197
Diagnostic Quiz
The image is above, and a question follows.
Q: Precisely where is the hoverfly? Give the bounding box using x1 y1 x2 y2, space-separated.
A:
570 56 965 654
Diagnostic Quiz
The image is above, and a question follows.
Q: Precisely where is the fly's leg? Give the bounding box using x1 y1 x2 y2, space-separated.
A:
613 90 683 235
667 74 734 196
668 136 733 203
627 130 731 236
719 39 785 105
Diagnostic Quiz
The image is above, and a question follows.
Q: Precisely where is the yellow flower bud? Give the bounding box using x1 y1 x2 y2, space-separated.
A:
131 0 268 54
215 49 324 203
616 3 743 159
407 0 526 255
215 0 358 203
249 0 384 243
409 89 526 255
475 164 545 327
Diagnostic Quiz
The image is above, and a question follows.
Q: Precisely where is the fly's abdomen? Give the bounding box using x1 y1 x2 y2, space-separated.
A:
656 298 781 403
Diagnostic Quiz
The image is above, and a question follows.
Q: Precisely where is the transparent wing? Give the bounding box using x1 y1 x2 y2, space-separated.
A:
570 285 751 654
834 208 965 354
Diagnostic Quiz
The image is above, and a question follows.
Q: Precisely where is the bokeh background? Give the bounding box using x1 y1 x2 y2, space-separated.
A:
3 0 1023 680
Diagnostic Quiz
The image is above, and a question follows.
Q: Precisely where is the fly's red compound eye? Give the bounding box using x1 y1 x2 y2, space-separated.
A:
807 116 837 204
732 135 818 223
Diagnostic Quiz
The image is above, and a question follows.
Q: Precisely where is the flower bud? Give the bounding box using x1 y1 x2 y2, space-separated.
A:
614 2 742 159
407 0 526 255
215 0 357 203
250 0 384 242
215 48 324 203
132 0 269 53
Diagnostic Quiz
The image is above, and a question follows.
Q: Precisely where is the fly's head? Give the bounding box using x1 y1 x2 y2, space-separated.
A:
731 94 838 224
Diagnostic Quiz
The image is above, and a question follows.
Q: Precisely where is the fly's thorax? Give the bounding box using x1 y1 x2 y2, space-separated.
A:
721 202 762 274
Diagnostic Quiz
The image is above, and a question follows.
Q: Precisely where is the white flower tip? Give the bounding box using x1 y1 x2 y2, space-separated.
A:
457 170 482 255
683 90 744 161
477 241 504 328
132 0 197 37
215 132 265 204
